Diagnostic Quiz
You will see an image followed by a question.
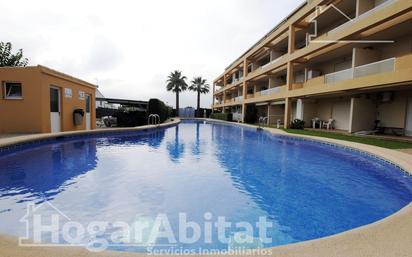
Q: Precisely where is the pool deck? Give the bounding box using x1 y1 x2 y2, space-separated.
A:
1 118 412 257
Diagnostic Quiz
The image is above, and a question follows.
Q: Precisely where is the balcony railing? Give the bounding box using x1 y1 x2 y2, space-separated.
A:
260 56 283 70
234 96 244 102
358 0 395 20
325 68 353 84
354 58 395 78
259 86 284 96
327 0 395 36
325 58 396 84
233 77 244 84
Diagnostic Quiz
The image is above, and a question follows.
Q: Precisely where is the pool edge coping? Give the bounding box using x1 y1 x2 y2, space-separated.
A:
1 117 412 257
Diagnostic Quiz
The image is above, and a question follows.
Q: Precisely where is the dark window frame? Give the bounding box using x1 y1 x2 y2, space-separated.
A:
3 81 23 100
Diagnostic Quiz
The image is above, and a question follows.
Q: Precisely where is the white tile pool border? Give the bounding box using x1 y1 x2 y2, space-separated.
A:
0 117 412 257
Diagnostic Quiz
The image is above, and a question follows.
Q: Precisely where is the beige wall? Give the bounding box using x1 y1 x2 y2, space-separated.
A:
357 0 375 16
377 92 408 128
349 97 376 133
297 98 351 130
381 35 412 59
269 104 285 124
302 101 317 127
353 48 381 67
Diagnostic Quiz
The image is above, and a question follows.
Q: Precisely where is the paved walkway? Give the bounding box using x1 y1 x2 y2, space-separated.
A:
0 133 34 139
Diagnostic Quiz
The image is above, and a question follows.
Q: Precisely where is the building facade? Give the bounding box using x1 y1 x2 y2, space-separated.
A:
0 65 96 133
212 0 412 136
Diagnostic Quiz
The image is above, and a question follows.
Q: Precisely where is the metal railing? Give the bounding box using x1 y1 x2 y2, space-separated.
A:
325 57 396 84
260 56 283 70
328 0 395 36
147 114 160 126
354 58 395 78
259 87 283 96
325 68 353 84
234 96 244 102
357 0 396 20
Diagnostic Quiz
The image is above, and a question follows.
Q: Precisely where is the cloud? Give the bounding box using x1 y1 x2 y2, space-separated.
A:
84 35 123 73
1 0 302 108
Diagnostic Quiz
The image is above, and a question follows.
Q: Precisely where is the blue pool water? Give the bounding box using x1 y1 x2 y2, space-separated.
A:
1 120 412 252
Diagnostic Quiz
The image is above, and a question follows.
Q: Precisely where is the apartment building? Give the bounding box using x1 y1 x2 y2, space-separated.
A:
212 0 412 135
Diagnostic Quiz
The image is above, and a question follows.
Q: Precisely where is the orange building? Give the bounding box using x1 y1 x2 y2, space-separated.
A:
0 65 96 133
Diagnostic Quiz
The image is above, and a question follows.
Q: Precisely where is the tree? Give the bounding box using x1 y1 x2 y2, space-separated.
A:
0 42 28 67
166 70 188 115
189 77 209 116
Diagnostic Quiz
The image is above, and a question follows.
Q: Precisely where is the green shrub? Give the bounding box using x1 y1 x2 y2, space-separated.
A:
210 113 233 121
114 111 147 127
147 98 170 123
290 119 305 129
195 108 212 118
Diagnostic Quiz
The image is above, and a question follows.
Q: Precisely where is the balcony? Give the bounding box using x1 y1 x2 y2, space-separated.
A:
357 0 396 20
325 68 353 84
260 56 283 70
234 96 244 102
353 58 395 78
247 55 288 80
327 0 395 36
325 58 395 84
259 86 286 96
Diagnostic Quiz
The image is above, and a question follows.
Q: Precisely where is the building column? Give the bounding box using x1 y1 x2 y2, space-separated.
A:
267 104 271 125
212 83 216 110
284 98 292 129
222 91 226 113
241 81 247 122
243 59 248 78
296 99 304 120
288 25 296 54
286 61 294 91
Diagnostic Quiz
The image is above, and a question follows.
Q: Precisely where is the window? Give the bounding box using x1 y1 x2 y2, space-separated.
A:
50 88 60 113
3 82 23 99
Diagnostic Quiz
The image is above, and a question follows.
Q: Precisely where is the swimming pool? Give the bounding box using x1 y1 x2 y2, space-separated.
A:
0 120 412 253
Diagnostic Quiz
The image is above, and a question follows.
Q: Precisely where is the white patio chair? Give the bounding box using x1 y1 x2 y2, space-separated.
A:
322 119 335 130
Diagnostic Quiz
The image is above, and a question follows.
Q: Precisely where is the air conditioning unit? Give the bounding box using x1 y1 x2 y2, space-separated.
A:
381 92 393 103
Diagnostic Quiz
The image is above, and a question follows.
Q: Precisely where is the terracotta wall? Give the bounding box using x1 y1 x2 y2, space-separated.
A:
39 70 96 132
0 67 44 133
0 66 96 133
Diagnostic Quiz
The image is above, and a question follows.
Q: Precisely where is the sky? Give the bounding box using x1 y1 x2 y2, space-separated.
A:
1 0 302 108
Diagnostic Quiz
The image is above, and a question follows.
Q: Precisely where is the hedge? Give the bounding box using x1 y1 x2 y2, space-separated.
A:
147 98 171 123
114 111 147 127
210 113 233 121
96 107 117 119
195 108 212 118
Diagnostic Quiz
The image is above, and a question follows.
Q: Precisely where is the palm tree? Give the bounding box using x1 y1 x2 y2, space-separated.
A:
166 70 188 115
189 77 210 116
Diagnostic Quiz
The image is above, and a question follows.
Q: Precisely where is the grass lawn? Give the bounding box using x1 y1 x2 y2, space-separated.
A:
282 129 412 149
